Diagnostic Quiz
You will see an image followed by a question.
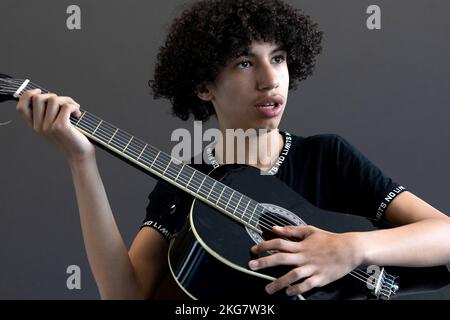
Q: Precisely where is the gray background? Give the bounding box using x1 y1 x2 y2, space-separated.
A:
0 0 449 299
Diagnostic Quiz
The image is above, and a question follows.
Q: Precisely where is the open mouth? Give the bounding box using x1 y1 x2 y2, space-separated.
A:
254 102 282 117
256 102 278 109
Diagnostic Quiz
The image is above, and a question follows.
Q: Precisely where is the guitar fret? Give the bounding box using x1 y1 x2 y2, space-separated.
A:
186 170 195 189
155 152 173 172
207 181 216 200
91 118 114 144
77 113 96 133
175 164 193 185
75 113 94 133
108 128 119 145
164 158 183 181
137 144 147 161
92 120 103 135
174 163 184 182
112 128 125 149
142 146 158 167
242 198 251 220
216 185 226 205
150 151 161 168
122 138 142 161
225 190 235 210
113 130 129 151
253 206 266 227
75 111 87 126
192 167 202 189
233 194 243 215
123 136 134 152
197 175 207 194
249 203 258 223
163 159 172 175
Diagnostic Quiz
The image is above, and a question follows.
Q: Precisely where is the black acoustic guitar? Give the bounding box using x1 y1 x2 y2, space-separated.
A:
1 73 449 300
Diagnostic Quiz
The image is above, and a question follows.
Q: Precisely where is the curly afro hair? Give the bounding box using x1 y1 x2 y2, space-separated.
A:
150 0 323 121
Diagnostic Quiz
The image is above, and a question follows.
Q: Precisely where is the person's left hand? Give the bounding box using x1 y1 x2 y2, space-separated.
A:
248 225 363 296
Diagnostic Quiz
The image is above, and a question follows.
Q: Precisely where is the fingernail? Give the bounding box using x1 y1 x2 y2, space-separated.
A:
266 284 274 294
251 245 257 253
249 260 258 270
273 226 282 230
286 288 294 296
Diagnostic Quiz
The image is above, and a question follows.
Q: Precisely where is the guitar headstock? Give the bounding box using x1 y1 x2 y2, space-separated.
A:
0 73 21 103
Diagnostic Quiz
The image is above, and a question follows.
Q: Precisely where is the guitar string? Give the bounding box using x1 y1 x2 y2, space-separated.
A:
5 81 386 287
12 83 392 294
64 99 386 289
72 106 389 290
13 82 297 233
2 85 294 237
64 112 392 290
72 111 292 232
2 83 274 228
3 81 380 286
0 80 398 294
15 81 301 233
7 82 382 286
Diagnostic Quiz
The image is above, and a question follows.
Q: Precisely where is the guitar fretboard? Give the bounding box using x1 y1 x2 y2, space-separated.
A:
71 110 265 231
1 78 268 233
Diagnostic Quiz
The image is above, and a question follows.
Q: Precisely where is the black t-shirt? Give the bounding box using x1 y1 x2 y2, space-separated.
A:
141 131 407 241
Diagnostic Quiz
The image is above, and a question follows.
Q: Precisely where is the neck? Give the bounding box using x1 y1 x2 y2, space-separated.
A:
214 127 284 170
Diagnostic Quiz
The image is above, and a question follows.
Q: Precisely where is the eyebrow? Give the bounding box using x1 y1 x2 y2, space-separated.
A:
237 45 286 58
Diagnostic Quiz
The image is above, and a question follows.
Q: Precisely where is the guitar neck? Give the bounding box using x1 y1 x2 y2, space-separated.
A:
1 78 265 233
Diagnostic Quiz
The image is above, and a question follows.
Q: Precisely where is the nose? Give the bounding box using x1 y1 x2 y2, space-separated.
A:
257 63 280 91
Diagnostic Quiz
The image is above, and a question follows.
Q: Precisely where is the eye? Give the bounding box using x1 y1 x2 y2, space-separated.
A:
236 60 252 69
272 55 286 64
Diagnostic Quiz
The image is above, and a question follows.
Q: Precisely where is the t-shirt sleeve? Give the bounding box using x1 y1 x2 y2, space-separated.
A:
333 135 407 224
140 179 189 241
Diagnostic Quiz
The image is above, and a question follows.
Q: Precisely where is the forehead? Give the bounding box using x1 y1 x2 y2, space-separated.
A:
235 41 285 57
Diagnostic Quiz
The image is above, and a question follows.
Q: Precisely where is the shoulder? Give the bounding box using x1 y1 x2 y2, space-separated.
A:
287 132 349 153
288 132 345 144
283 133 366 170
305 133 347 144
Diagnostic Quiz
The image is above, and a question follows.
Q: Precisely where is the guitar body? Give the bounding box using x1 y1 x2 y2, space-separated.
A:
166 164 450 300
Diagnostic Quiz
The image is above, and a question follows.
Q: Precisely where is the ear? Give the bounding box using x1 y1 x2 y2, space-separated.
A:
196 83 214 102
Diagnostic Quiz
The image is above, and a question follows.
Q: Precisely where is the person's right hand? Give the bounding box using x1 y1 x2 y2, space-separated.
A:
16 89 95 163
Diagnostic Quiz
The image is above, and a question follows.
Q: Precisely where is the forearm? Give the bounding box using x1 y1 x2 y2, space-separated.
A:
356 218 450 267
68 155 143 299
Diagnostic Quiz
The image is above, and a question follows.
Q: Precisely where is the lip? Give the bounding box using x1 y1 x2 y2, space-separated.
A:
254 95 284 107
254 95 284 118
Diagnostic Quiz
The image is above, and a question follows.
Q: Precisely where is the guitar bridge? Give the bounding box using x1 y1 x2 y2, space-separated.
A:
372 267 399 300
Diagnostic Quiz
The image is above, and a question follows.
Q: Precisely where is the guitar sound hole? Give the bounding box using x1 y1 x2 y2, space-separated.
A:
260 210 297 241
245 203 306 251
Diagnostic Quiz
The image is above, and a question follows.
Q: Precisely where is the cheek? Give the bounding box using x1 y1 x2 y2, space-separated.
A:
219 82 250 104
281 68 289 85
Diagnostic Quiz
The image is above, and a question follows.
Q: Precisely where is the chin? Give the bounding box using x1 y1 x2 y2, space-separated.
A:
262 118 281 129
252 123 280 134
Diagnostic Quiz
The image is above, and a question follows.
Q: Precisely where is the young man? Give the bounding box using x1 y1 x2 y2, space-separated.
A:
16 0 450 299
